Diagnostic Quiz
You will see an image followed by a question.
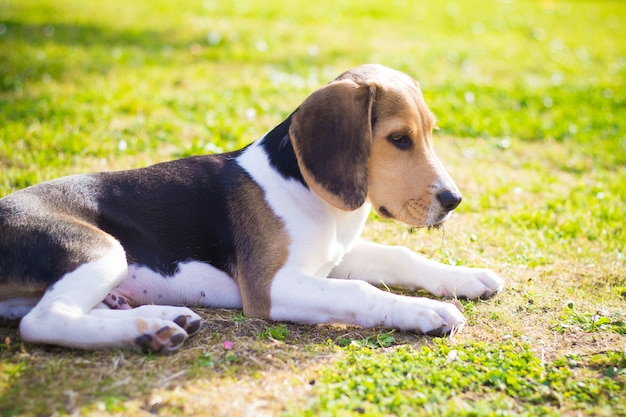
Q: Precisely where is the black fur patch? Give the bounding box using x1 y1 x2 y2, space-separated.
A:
0 183 114 286
260 115 306 185
92 154 242 276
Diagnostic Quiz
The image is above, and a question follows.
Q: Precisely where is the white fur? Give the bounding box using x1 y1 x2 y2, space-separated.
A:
238 141 503 334
331 240 504 299
237 141 370 276
18 240 201 351
111 261 242 309
269 266 466 333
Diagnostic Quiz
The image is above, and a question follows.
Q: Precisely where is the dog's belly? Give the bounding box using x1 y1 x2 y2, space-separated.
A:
105 261 242 310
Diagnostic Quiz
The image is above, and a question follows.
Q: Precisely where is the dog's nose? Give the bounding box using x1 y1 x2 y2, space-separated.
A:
436 190 462 212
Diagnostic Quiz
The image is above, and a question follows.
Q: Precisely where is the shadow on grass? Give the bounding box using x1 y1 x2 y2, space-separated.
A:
1 20 175 49
0 18 320 94
0 18 250 94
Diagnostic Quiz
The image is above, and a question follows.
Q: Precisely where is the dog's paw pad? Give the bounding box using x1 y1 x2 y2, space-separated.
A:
173 314 203 336
103 292 132 310
154 325 187 350
134 334 153 350
134 325 187 353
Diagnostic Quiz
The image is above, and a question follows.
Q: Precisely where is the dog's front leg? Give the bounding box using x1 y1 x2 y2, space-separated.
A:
331 239 504 299
268 267 466 335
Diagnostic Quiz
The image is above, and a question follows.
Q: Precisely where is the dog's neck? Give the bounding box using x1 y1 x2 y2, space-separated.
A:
260 116 307 186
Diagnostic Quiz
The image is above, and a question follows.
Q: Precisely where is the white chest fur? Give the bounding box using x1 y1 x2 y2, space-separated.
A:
237 141 370 277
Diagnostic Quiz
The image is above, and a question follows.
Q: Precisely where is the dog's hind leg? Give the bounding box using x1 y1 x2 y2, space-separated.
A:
89 305 203 337
19 237 191 352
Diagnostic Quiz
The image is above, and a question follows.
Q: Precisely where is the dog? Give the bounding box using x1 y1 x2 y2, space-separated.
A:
0 64 504 352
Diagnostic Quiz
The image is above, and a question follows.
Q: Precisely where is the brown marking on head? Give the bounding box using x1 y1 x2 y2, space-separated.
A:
291 64 461 227
228 174 290 319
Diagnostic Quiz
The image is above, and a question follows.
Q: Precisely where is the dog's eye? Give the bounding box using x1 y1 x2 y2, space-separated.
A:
388 133 412 150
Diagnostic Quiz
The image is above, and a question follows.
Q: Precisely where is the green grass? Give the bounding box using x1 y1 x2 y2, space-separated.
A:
296 339 625 416
552 302 626 335
1 0 625 416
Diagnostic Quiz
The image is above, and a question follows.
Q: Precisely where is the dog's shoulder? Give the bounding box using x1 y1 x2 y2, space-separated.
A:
237 131 370 277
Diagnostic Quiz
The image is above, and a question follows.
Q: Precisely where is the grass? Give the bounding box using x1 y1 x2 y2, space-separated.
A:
296 340 626 416
0 0 625 415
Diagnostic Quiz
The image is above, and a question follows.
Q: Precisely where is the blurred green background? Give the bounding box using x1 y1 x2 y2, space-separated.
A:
1 0 624 194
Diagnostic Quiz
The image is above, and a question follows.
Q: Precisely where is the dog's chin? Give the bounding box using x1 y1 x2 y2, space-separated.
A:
395 214 447 230
409 218 447 230
376 204 450 229
421 211 452 230
427 211 453 229
427 219 447 230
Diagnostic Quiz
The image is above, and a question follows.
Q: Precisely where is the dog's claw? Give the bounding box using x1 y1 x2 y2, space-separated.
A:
425 326 447 337
480 282 505 300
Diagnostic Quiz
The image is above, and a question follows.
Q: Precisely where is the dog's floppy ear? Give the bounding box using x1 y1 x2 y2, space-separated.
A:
289 79 375 211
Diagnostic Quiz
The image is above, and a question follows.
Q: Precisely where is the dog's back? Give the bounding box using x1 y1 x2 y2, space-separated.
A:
0 154 245 288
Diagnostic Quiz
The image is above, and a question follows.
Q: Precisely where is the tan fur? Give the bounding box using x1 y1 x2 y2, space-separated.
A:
135 318 148 334
0 282 46 301
228 176 290 319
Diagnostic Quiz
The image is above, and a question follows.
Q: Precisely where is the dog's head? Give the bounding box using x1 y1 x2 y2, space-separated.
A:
289 64 461 228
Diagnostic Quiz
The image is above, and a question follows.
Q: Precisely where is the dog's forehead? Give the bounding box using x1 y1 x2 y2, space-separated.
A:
337 66 434 133
335 64 418 90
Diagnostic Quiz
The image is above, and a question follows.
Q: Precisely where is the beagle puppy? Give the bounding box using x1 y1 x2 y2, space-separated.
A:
0 64 503 352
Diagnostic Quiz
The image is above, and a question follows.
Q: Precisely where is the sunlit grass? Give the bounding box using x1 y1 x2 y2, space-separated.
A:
294 339 625 417
1 0 624 193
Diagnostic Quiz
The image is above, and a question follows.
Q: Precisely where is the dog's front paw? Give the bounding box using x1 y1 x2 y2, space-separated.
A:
440 268 504 300
401 298 466 336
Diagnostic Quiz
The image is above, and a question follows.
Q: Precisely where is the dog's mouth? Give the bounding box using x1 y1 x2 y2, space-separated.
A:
378 206 394 218
377 202 449 229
